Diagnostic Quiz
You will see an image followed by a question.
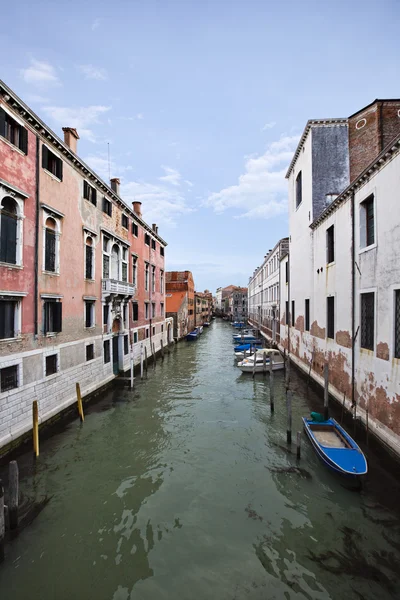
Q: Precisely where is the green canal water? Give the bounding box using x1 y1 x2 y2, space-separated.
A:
1 320 400 599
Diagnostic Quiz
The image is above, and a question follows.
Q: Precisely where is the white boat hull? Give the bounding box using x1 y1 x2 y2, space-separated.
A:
238 362 284 373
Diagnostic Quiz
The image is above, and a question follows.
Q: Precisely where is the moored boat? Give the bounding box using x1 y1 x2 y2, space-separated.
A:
233 342 263 353
203 322 210 327
186 328 200 341
302 416 368 479
237 349 284 372
231 321 245 328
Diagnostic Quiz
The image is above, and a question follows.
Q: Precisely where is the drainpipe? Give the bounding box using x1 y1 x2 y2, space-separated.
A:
34 135 40 336
287 251 291 356
351 190 355 408
149 240 152 348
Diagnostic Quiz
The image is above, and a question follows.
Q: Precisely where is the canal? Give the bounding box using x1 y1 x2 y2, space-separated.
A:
1 320 400 599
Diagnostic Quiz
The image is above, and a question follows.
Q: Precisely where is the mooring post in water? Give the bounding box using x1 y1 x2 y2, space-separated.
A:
366 406 369 446
152 342 156 369
140 343 144 379
8 461 19 530
285 354 290 391
341 392 346 424
33 400 39 458
144 346 148 374
324 363 329 421
161 338 164 360
130 345 134 389
263 351 267 374
269 354 274 412
0 480 4 563
353 402 357 438
296 431 301 459
286 390 292 445
76 383 85 422
252 349 257 379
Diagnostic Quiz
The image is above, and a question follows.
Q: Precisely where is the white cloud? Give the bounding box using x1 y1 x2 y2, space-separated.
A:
159 166 181 186
261 121 276 131
136 113 144 120
78 64 108 81
42 104 111 143
26 94 49 103
184 180 193 187
92 18 101 30
205 135 299 219
21 59 60 87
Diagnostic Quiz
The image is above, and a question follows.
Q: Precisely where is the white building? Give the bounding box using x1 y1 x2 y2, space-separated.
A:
248 238 288 343
283 99 400 456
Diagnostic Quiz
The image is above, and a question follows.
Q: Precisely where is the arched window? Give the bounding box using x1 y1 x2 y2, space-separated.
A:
45 217 57 272
85 237 94 279
111 244 119 280
0 197 18 264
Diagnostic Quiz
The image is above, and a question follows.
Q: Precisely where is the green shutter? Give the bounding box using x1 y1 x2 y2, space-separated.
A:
42 145 48 169
57 158 63 181
84 181 88 199
0 109 5 138
54 302 62 333
20 127 28 155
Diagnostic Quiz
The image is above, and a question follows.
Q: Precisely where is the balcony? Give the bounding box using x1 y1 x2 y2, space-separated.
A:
102 279 136 297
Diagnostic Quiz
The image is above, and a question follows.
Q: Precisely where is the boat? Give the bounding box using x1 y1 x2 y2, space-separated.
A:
198 325 203 334
203 322 210 327
186 328 200 341
233 342 263 353
232 332 259 342
232 321 246 328
237 349 285 373
302 416 368 479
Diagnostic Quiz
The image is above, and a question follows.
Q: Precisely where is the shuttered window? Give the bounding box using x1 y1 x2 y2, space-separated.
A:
132 302 138 321
103 340 110 363
361 292 374 350
43 301 62 334
42 146 63 180
395 291 400 359
360 195 375 248
0 300 16 339
305 299 310 331
0 197 17 264
121 214 129 229
326 225 335 263
0 109 28 154
327 296 335 339
0 365 18 392
145 233 150 246
151 239 156 250
83 181 97 206
132 222 138 236
45 229 56 272
103 197 112 216
85 301 94 328
85 243 93 279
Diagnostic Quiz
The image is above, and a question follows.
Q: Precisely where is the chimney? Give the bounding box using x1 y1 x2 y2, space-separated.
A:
152 223 157 232
133 201 142 218
110 177 120 195
62 127 79 154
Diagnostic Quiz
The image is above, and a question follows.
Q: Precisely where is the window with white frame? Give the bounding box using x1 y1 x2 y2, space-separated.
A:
111 244 120 279
0 194 24 266
360 195 375 249
0 296 22 339
83 181 97 206
122 247 128 282
0 363 19 392
160 270 164 293
103 236 110 278
152 302 155 318
85 236 94 280
0 108 28 153
85 300 95 328
145 302 149 319
43 298 62 334
132 256 137 286
152 265 156 292
43 213 61 274
145 262 149 291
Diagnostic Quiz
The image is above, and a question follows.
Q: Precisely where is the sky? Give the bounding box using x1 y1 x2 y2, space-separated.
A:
2 0 399 293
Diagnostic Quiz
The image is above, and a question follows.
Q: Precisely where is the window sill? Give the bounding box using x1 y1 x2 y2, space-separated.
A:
84 278 95 283
360 347 374 355
83 197 97 207
0 262 23 269
43 168 61 182
0 135 27 156
45 372 59 380
326 261 335 268
359 243 377 255
295 202 303 211
0 336 22 344
85 326 96 330
42 270 60 276
45 332 58 338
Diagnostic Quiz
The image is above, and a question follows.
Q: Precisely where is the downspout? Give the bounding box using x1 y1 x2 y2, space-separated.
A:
149 242 152 347
351 190 355 408
34 135 40 336
287 250 291 356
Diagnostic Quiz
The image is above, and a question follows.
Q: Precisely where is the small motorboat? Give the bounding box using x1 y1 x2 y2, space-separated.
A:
232 321 246 328
197 325 203 334
233 333 259 343
237 349 284 373
233 342 263 353
302 416 368 479
186 328 199 341
203 322 210 327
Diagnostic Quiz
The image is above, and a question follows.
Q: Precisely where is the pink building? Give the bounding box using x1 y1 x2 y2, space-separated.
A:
0 80 171 451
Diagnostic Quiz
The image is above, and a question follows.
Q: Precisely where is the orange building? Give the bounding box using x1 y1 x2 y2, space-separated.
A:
166 271 195 339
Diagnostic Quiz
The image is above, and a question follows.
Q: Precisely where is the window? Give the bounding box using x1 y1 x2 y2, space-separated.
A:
160 302 164 316
327 296 335 339
152 302 156 318
1 364 18 392
103 197 112 217
326 225 335 264
152 266 156 292
145 303 149 319
153 326 155 335
160 246 164 257
291 300 295 326
0 109 28 154
395 291 400 359
361 292 374 350
151 239 156 250
145 263 149 291
296 171 302 208
86 344 94 361
122 214 129 229
103 340 110 363
160 270 164 293
285 301 289 325
285 261 288 283
132 256 137 286
103 254 110 278
123 304 128 329
83 181 97 206
360 195 375 248
42 146 63 180
133 332 138 344
85 301 95 328
111 244 119 279
161 325 164 333
146 328 149 338
43 300 62 334
103 303 109 327
132 302 138 321
44 218 57 272
145 233 150 246
132 222 138 236
0 197 18 265
124 335 129 355
85 238 94 279
0 300 17 339
305 299 310 332
122 262 127 282
45 354 58 376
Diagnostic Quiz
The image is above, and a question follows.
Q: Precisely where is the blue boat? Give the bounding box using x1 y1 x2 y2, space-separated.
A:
186 328 200 341
302 416 368 479
234 342 263 353
232 334 259 343
232 321 246 328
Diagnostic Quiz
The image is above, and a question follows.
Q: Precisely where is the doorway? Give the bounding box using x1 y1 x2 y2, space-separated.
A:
112 335 119 375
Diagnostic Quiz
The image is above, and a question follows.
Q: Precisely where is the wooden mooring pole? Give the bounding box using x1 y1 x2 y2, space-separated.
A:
286 390 292 445
8 461 19 530
161 338 165 360
263 351 267 375
130 345 134 389
32 400 39 458
296 431 301 459
269 355 274 412
152 342 156 369
0 480 4 563
144 346 148 374
252 349 257 379
76 383 85 422
140 343 144 379
323 363 329 421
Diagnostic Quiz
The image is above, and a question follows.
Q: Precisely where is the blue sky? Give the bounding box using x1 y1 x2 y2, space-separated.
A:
2 0 399 292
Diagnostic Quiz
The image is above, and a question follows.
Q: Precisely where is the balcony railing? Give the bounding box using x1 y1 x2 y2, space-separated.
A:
102 279 136 296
